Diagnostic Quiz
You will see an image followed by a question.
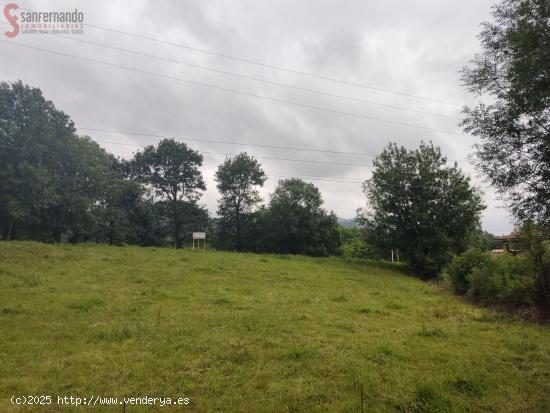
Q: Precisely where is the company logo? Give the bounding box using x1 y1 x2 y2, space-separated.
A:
3 3 84 37
3 3 18 37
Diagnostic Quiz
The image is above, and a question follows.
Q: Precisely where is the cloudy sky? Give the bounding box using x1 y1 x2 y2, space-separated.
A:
0 0 515 234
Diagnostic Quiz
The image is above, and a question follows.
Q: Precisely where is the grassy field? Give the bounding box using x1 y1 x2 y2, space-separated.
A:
1 242 549 412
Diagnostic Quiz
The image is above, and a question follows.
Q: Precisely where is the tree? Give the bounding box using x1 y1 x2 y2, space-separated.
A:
0 81 72 240
521 222 550 319
43 136 113 243
266 178 340 256
461 0 550 232
0 81 112 242
338 226 381 260
131 139 205 248
468 229 496 251
361 142 485 278
214 153 266 251
91 157 144 245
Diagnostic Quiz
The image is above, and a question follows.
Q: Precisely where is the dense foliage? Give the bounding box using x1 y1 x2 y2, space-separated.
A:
445 224 550 319
0 81 113 242
361 142 485 278
468 254 535 307
130 139 207 248
0 81 340 255
338 226 381 260
258 178 340 256
215 153 266 251
446 249 492 294
462 0 550 231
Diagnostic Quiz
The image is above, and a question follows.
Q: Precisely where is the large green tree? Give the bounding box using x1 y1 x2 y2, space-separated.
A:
0 81 72 240
214 152 266 251
461 0 550 231
43 136 113 243
0 81 112 242
131 139 206 248
361 142 485 278
266 178 339 256
91 157 149 245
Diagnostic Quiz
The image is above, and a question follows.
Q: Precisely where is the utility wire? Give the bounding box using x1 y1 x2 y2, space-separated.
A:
0 143 494 191
0 136 374 167
0 2 462 106
80 128 380 157
91 139 374 167
43 32 460 121
80 22 463 106
0 40 466 136
79 127 469 164
0 143 364 184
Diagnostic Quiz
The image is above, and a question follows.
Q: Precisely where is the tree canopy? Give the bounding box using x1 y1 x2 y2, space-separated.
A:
361 142 485 278
265 178 340 256
0 81 112 242
131 139 206 248
461 0 550 231
215 152 266 251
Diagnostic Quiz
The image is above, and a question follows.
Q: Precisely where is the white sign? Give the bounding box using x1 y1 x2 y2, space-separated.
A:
192 232 206 240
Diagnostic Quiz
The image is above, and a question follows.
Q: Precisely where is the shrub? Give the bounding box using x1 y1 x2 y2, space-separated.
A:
533 246 550 319
521 223 550 319
340 239 379 260
468 254 535 308
446 249 490 294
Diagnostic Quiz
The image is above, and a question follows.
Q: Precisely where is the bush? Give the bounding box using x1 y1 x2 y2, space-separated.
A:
445 223 550 318
523 226 550 319
468 254 535 308
340 239 379 260
446 249 490 294
533 247 550 319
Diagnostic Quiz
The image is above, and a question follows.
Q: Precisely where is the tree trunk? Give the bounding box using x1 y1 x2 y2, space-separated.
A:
236 213 242 251
70 232 79 245
53 229 62 243
109 220 114 246
173 203 182 249
3 222 13 241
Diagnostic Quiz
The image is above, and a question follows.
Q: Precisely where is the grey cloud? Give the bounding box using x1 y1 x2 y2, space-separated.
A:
0 0 513 233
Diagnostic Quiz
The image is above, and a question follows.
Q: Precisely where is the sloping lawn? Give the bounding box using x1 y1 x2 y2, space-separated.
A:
1 242 549 412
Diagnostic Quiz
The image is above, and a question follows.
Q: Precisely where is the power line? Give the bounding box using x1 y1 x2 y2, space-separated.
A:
79 127 470 164
270 174 362 184
2 2 462 107
92 138 490 188
42 32 460 121
0 143 495 191
0 40 466 136
0 143 364 184
2 134 370 168
202 167 364 184
91 139 374 167
79 22 463 107
80 128 380 157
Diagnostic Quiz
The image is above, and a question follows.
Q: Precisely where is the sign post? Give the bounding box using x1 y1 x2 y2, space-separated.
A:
192 232 206 250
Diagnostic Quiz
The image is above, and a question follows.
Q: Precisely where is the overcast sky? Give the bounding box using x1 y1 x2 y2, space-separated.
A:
0 0 515 234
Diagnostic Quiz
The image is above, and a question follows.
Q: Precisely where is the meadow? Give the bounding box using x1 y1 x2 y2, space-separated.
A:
1 242 549 412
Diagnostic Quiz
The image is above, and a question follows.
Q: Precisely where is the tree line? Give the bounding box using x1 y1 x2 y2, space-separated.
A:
1 79 488 271
0 81 340 255
1 0 548 290
2 0 548 318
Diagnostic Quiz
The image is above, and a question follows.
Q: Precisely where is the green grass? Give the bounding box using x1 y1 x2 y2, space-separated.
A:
1 242 550 412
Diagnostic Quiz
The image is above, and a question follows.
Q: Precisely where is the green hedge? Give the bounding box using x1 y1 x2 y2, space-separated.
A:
445 251 537 310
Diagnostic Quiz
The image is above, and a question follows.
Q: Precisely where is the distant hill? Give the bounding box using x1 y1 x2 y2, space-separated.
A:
337 218 357 228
